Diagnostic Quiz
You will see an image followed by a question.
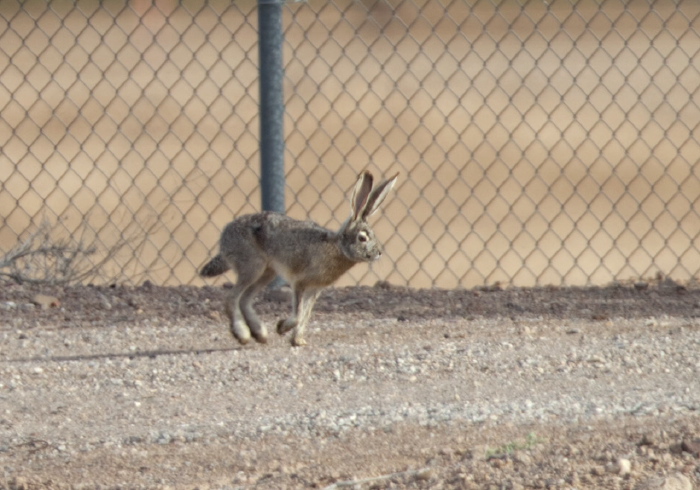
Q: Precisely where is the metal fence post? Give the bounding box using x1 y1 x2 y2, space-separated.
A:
258 0 286 214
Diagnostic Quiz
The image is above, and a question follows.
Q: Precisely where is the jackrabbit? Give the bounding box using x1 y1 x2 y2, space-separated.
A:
200 171 398 346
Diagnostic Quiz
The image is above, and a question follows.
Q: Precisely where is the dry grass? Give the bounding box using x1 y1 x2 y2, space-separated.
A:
0 215 156 285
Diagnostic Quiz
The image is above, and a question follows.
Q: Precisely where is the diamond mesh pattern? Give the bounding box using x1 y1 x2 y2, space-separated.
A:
1 0 699 287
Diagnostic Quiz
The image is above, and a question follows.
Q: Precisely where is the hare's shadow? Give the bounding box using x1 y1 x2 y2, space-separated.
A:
5 346 240 364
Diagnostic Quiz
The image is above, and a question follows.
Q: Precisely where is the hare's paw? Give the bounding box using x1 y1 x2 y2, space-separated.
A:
230 320 252 345
277 318 297 335
291 336 307 347
231 332 251 345
251 325 268 344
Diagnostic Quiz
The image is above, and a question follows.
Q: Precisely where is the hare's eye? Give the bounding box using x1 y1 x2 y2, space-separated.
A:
358 231 368 242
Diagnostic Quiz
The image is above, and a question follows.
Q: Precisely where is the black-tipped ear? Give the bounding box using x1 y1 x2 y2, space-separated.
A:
362 173 398 220
350 171 374 222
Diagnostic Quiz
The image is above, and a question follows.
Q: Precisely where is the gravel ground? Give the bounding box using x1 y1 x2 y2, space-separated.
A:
0 279 699 489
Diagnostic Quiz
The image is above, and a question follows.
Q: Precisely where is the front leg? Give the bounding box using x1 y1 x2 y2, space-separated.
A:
290 288 322 346
277 288 301 335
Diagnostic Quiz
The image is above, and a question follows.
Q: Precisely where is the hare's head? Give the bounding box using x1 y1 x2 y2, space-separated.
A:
338 171 398 263
339 220 382 262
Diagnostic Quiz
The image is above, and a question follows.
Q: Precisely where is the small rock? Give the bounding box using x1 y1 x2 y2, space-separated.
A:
32 294 60 309
98 295 112 310
513 451 532 465
617 458 632 475
155 432 171 444
374 280 392 289
681 438 700 456
414 468 434 481
639 434 657 446
8 476 30 490
568 472 581 486
634 473 693 490
469 445 489 460
587 355 605 364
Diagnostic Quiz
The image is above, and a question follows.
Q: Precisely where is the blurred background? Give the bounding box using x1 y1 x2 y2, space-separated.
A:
1 0 699 288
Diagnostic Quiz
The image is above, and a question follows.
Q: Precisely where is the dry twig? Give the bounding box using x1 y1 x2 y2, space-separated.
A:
0 216 154 285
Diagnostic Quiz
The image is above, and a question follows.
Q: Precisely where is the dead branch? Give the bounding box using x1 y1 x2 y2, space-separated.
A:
0 216 155 285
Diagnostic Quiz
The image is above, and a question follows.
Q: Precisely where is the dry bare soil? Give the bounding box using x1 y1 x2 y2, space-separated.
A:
1 280 699 489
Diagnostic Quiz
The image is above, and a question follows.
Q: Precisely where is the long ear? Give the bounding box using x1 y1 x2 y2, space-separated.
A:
361 173 398 220
350 171 374 222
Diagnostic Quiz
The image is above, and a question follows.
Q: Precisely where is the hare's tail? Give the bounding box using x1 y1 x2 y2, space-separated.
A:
200 255 230 277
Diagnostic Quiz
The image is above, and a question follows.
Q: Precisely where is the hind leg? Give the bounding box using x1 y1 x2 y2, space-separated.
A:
224 257 268 345
224 284 252 345
239 268 276 343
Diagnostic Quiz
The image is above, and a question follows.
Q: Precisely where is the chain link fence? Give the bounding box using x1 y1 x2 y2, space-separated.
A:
1 0 699 288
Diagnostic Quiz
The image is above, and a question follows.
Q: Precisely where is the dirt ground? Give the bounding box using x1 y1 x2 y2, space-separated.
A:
0 278 699 489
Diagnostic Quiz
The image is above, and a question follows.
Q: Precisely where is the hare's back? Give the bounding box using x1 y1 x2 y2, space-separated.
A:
250 212 333 247
222 212 330 248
